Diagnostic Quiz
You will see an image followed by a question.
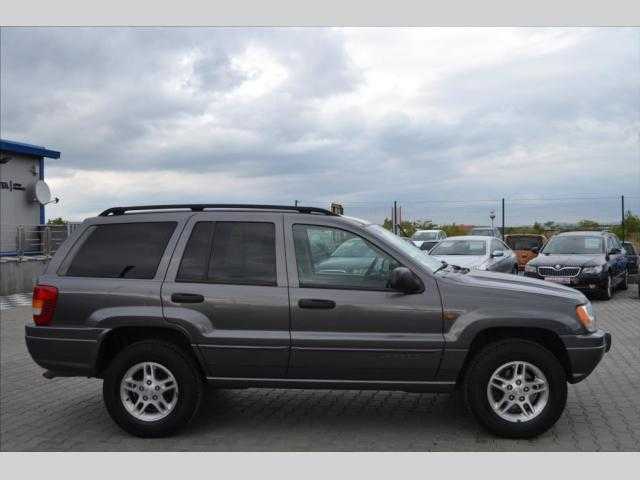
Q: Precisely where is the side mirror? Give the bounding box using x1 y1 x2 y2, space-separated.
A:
491 250 504 258
388 267 423 294
531 247 539 254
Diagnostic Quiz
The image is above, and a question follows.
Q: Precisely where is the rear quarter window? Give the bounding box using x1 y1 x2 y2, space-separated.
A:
64 222 176 279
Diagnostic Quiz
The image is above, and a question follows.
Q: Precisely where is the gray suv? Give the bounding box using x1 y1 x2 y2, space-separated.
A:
26 204 611 439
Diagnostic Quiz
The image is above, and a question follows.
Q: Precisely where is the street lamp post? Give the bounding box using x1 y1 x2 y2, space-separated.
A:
490 209 496 229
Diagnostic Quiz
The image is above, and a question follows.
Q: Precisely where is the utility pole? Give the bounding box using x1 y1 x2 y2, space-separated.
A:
294 200 299 207
393 201 398 234
621 195 625 241
501 198 505 236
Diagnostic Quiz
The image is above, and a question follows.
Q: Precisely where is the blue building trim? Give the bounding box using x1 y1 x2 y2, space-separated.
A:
39 158 45 224
0 139 61 159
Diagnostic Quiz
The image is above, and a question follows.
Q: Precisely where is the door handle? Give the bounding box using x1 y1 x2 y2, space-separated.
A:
298 298 336 309
171 293 204 304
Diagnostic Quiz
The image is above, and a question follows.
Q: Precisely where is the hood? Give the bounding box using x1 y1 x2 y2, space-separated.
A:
530 254 605 267
449 269 587 303
431 255 486 269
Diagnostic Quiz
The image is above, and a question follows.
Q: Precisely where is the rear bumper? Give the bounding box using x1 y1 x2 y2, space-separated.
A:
561 329 611 384
25 324 107 377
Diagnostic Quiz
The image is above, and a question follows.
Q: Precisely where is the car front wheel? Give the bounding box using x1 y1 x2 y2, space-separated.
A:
103 340 203 437
600 274 613 300
464 339 567 438
620 270 628 290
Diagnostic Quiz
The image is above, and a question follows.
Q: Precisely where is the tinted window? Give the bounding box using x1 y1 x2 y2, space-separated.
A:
293 224 399 290
506 236 544 250
177 222 276 286
66 222 176 279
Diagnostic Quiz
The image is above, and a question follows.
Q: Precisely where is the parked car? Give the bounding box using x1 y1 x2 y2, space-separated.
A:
621 241 639 274
411 229 447 248
524 231 628 300
504 234 547 271
429 236 518 273
26 204 610 439
470 226 503 239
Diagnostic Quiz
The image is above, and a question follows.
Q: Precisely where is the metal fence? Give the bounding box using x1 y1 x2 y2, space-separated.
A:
0 223 82 259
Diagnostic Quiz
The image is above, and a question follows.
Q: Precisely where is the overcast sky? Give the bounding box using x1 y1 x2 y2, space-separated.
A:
1 27 638 224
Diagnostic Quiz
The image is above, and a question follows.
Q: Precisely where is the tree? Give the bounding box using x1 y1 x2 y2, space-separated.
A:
532 221 545 234
440 223 469 237
612 211 640 239
47 217 67 225
576 219 601 231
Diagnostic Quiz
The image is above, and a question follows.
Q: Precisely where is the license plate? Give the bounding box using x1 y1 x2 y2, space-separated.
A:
545 276 571 284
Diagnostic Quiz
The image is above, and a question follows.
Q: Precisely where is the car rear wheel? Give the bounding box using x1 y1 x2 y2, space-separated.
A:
464 339 567 438
103 340 203 437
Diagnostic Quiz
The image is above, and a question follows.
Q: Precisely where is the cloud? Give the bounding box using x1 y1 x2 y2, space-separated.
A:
1 27 638 224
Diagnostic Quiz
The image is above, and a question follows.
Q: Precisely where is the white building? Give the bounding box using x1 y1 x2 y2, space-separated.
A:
0 139 60 256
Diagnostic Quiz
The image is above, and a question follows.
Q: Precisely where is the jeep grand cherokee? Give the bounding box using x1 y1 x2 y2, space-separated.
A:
26 204 611 438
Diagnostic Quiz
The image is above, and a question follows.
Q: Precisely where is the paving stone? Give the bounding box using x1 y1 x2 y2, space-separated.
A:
1 289 638 451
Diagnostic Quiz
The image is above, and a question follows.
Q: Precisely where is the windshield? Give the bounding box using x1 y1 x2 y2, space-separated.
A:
367 225 442 272
542 236 603 255
506 236 544 250
430 239 487 256
411 231 438 241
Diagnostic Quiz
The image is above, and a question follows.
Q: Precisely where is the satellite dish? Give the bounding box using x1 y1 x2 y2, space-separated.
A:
33 180 52 205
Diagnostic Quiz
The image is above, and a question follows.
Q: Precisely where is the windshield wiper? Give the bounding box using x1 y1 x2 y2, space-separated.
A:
434 260 470 275
450 264 470 274
433 260 449 274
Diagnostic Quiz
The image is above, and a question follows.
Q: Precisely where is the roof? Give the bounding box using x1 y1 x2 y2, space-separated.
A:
556 231 609 237
0 139 60 159
441 235 496 241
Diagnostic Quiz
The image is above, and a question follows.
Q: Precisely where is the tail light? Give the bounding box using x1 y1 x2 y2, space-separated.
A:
33 285 58 326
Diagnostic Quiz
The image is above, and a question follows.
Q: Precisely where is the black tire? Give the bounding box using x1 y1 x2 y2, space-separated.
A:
619 270 628 291
464 339 567 439
599 274 613 300
103 340 203 438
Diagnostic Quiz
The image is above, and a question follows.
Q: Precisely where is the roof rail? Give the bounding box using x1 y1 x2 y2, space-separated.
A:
99 204 337 217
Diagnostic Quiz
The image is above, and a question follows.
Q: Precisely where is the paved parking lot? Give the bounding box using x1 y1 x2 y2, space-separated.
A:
1 288 638 451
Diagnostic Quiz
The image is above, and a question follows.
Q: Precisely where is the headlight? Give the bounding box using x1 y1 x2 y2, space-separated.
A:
576 303 596 332
524 264 537 273
582 265 603 274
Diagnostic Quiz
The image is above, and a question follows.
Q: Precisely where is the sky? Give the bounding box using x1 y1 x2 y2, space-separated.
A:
1 27 639 225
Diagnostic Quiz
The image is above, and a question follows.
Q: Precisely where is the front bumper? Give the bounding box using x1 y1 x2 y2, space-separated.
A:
524 271 607 291
561 329 611 384
25 324 107 377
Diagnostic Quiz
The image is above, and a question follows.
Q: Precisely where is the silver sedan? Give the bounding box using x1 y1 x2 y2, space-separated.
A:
428 235 518 274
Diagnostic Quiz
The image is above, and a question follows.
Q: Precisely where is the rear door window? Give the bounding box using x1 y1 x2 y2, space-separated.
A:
65 222 176 279
177 221 277 286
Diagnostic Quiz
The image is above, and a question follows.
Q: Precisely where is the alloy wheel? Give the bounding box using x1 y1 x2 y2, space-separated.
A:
486 361 549 423
120 362 179 422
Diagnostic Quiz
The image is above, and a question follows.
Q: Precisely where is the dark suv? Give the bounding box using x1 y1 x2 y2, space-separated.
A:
524 231 628 300
26 205 611 439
